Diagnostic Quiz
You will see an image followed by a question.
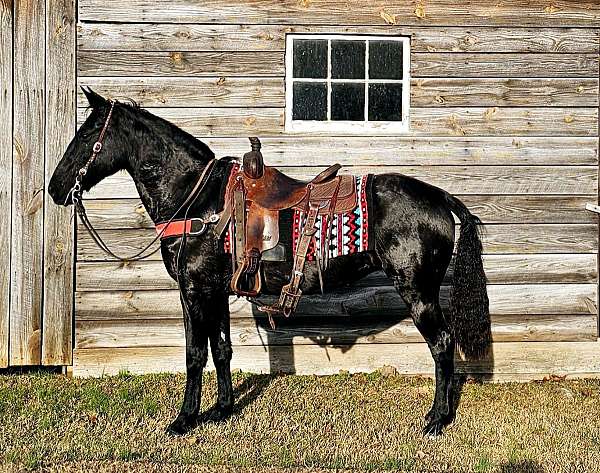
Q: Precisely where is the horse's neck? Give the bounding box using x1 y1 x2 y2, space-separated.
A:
126 128 215 223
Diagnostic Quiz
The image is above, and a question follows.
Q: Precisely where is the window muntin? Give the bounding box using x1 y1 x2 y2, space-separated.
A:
285 34 410 133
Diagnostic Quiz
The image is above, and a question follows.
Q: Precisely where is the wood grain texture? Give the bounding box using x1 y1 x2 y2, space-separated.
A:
77 77 285 108
79 195 595 231
412 78 599 107
77 77 599 108
413 53 598 78
75 284 598 321
75 314 597 350
74 254 598 292
77 51 285 77
77 51 599 78
0 0 12 368
10 0 45 365
42 0 75 365
77 23 600 53
77 0 600 27
72 342 600 379
76 106 599 137
87 166 598 200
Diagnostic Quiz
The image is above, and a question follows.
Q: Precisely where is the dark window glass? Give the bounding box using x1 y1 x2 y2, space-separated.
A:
369 41 403 80
368 83 403 121
293 82 327 120
331 83 365 121
331 40 365 79
293 39 328 78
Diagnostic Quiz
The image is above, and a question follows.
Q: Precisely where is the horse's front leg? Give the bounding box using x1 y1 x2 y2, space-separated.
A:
166 286 216 436
206 292 233 421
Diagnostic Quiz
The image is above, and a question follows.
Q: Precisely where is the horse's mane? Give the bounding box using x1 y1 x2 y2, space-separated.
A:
119 98 216 163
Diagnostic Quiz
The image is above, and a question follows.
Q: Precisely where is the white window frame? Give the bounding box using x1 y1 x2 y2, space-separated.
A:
285 34 411 134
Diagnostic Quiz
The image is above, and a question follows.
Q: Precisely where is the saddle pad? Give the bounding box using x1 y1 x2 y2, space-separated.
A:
223 173 374 261
292 174 372 261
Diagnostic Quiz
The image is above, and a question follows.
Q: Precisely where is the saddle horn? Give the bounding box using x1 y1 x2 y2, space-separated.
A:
243 137 264 179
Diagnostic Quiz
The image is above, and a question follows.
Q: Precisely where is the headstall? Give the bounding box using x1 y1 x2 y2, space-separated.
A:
68 100 221 262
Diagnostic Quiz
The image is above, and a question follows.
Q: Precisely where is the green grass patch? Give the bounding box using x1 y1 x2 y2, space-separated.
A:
0 372 599 471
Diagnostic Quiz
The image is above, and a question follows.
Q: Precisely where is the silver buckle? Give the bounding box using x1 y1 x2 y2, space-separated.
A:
188 218 207 236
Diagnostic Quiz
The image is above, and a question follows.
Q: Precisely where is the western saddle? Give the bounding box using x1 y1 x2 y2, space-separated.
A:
227 137 358 324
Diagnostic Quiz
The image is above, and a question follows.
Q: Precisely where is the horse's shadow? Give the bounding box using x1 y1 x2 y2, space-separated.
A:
232 268 494 422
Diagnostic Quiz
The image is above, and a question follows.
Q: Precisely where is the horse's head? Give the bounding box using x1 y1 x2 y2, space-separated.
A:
48 87 130 206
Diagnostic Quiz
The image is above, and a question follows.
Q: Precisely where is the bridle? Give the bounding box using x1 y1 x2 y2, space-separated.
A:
68 99 219 262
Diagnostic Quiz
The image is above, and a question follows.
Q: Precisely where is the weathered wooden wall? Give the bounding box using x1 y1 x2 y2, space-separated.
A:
74 0 600 378
0 0 75 367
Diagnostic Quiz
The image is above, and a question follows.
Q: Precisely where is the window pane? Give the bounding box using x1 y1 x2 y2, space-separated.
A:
293 39 328 79
368 83 403 121
293 82 327 120
331 40 365 79
369 40 403 80
331 83 365 121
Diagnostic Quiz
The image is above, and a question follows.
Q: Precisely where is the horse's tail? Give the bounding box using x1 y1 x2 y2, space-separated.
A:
443 193 491 360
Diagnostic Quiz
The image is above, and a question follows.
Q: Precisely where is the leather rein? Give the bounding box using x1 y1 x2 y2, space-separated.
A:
68 100 220 262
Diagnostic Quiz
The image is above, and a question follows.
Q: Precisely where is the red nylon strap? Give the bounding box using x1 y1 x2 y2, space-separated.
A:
155 220 195 239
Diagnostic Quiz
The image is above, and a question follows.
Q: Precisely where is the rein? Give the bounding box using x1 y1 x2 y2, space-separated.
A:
69 100 219 262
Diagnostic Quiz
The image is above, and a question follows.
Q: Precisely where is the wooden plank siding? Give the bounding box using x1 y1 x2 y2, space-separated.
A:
0 0 13 368
77 24 600 53
78 1 600 27
72 0 600 378
77 77 599 108
88 166 598 198
0 0 76 367
10 0 46 365
42 0 76 365
73 342 600 381
78 51 600 78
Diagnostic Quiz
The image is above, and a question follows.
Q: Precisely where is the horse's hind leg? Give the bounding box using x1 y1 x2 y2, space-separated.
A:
383 255 455 436
393 279 455 436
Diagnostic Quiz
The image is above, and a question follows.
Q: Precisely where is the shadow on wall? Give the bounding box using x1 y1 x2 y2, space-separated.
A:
243 268 494 415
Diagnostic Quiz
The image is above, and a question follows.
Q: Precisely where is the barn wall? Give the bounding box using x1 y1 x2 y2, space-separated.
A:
74 0 600 378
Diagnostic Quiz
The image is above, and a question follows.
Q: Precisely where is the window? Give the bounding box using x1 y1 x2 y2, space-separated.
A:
285 34 410 133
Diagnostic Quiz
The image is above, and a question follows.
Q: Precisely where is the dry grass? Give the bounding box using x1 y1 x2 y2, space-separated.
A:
1 371 599 472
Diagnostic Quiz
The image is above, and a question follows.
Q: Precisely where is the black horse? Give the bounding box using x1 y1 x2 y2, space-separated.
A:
49 89 491 437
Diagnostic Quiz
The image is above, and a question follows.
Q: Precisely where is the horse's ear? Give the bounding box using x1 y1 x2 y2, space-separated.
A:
81 86 106 109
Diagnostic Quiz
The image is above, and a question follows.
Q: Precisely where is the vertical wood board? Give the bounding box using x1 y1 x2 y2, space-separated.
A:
42 0 75 365
0 0 13 368
10 0 45 365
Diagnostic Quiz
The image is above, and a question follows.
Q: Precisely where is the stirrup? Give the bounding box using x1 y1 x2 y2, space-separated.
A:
230 250 262 297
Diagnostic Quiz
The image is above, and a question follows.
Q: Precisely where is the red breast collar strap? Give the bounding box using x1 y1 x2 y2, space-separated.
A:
155 218 208 239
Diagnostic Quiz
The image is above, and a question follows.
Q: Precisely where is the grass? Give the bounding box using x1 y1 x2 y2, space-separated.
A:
1 371 600 472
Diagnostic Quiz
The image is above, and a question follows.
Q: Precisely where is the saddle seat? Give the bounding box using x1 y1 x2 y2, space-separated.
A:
244 165 355 213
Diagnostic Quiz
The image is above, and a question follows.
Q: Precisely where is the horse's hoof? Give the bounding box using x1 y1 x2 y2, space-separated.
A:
166 416 195 436
202 405 233 423
422 419 445 438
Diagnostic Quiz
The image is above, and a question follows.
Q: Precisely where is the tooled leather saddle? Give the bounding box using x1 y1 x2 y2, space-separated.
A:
227 138 358 323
